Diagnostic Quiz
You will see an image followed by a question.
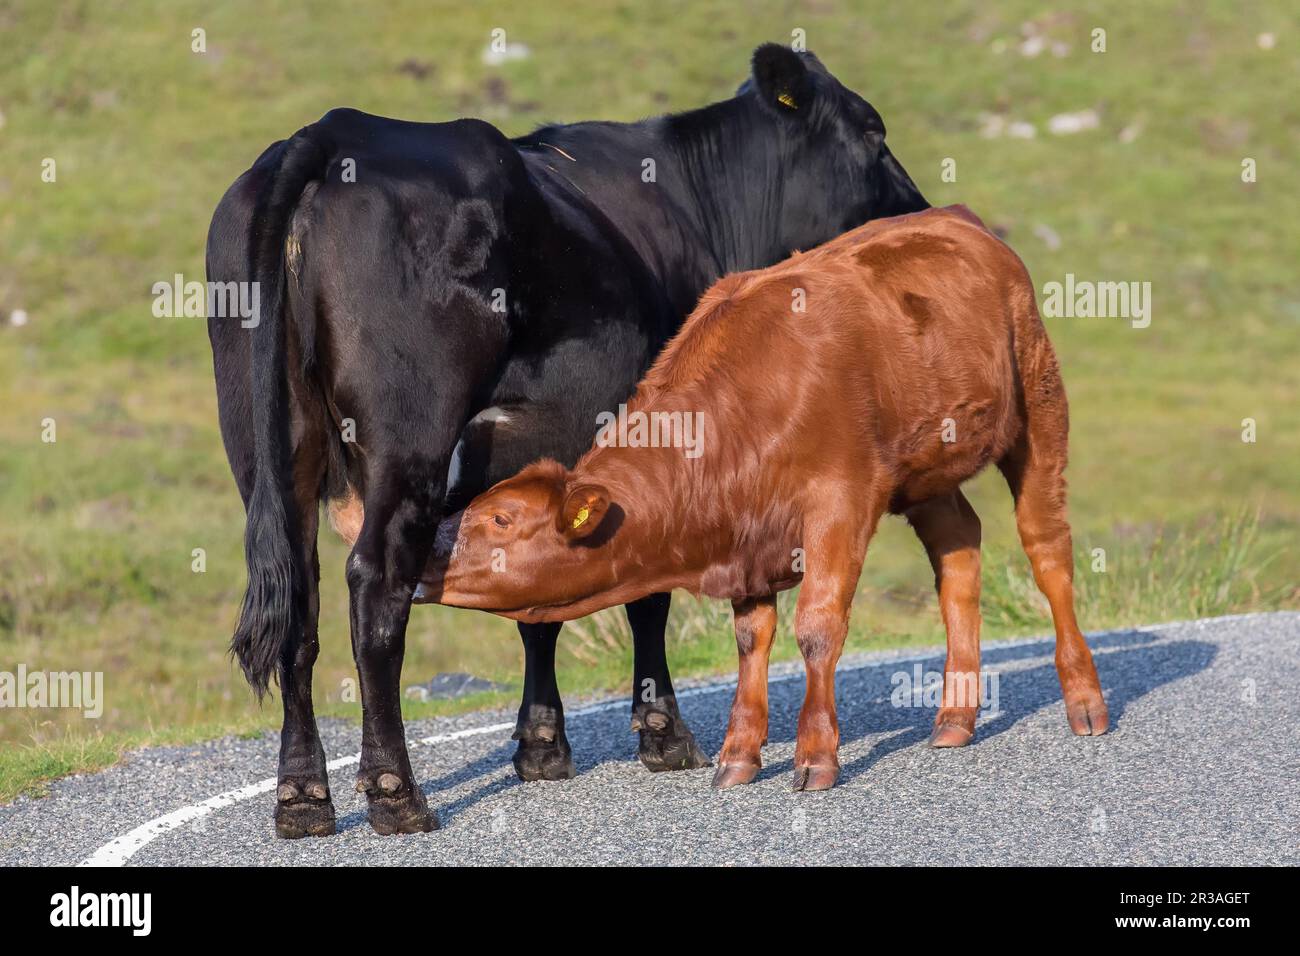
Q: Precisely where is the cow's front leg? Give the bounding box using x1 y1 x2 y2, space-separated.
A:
513 622 576 781
627 593 710 772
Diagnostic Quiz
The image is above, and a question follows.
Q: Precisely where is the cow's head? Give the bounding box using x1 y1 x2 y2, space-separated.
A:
727 43 928 261
424 461 635 624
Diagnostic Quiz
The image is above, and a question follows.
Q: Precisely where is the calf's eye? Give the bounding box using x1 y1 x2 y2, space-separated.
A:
493 514 510 528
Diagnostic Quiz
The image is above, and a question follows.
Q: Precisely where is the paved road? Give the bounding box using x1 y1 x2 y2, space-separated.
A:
2 613 1297 866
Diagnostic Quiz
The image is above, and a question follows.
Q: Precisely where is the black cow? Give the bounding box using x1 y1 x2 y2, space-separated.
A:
207 43 928 838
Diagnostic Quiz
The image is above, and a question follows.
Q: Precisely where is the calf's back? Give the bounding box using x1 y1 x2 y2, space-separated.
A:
634 205 1045 514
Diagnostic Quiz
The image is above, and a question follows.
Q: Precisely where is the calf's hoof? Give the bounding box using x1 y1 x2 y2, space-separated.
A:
711 762 760 789
929 708 978 748
1065 690 1110 736
792 764 839 792
274 780 337 839
633 698 712 772
512 713 576 782
929 724 975 748
356 772 438 835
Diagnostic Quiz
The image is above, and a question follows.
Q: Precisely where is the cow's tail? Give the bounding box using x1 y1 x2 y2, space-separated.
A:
232 126 331 699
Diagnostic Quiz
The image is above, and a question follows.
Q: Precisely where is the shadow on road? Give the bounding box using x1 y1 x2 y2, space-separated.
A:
687 628 1218 785
335 743 521 833
386 628 1217 823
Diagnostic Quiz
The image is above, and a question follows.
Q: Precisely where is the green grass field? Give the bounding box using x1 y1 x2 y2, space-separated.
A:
1 1 1297 801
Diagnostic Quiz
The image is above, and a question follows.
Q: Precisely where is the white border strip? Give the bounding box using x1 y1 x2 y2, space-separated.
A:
78 612 1280 866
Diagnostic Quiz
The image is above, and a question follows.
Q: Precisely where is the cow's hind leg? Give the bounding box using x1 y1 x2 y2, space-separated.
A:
905 490 983 749
348 456 451 835
512 622 576 781
628 593 710 772
999 428 1108 736
274 440 335 837
211 304 335 838
714 594 777 788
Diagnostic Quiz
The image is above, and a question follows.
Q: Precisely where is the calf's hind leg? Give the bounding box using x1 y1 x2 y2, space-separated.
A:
999 437 1108 736
713 595 778 789
905 490 984 748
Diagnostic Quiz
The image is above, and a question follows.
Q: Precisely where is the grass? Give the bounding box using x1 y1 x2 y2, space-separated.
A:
1 0 1297 801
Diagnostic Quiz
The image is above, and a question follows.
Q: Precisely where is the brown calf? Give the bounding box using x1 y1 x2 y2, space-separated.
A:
423 205 1109 791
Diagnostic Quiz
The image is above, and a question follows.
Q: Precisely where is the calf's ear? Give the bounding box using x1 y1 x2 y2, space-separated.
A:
559 484 610 540
750 43 813 117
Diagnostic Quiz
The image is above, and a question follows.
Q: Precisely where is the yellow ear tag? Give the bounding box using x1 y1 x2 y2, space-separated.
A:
777 91 797 109
572 506 590 529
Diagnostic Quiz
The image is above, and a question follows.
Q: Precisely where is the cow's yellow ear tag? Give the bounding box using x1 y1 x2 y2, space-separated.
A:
572 506 590 529
777 91 797 109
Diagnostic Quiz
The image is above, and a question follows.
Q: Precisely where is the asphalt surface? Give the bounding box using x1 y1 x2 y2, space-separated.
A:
2 612 1297 866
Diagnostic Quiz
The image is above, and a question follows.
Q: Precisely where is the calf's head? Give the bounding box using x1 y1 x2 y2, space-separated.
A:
427 462 630 623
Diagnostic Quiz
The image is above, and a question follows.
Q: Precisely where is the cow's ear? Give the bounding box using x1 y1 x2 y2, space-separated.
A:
751 43 813 117
558 484 610 540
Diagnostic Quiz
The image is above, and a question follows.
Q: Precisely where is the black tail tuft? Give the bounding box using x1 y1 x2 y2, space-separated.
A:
232 479 300 698
229 126 331 700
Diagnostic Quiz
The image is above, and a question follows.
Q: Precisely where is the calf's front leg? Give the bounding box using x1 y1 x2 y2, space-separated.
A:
713 594 778 789
791 510 877 791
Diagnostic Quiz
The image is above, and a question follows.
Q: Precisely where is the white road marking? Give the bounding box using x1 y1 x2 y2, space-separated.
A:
78 613 1266 867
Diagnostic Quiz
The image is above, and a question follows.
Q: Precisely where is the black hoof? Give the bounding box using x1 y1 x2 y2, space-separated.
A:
273 780 337 839
356 771 438 835
512 708 576 782
633 696 712 773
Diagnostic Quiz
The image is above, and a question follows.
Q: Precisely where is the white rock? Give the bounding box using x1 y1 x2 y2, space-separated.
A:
979 113 1005 139
1048 109 1100 135
1020 35 1046 57
9 309 27 327
979 114 1037 140
1257 33 1276 50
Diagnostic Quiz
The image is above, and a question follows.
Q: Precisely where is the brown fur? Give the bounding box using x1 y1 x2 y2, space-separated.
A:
426 206 1108 790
